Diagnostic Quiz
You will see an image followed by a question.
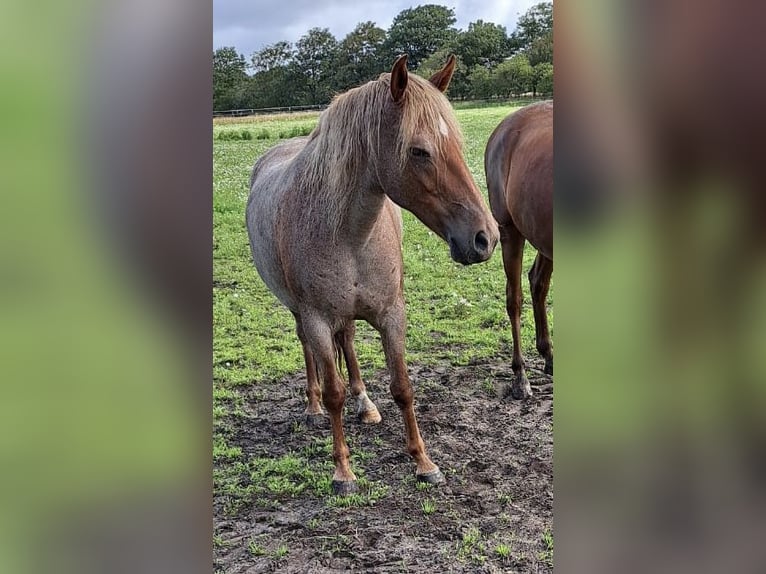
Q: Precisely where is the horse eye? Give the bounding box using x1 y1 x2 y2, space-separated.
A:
410 147 430 158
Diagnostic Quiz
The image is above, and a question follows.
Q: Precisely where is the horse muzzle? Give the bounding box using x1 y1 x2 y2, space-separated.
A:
448 228 498 265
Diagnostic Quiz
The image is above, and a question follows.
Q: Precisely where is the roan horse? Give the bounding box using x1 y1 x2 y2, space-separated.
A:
246 55 499 495
485 101 553 400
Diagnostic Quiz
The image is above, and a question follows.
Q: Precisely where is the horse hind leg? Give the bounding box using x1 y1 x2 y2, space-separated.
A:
295 314 325 426
335 324 381 424
528 253 553 376
500 224 532 399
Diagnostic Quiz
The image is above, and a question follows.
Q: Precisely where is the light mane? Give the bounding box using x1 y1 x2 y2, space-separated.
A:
300 71 463 237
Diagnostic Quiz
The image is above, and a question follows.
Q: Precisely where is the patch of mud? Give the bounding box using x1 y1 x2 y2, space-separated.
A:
215 357 552 573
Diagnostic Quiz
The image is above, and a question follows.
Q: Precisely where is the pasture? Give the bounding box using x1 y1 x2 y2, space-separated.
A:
214 103 552 573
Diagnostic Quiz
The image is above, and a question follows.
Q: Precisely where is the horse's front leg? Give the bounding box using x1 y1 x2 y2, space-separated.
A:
302 316 358 495
375 302 443 484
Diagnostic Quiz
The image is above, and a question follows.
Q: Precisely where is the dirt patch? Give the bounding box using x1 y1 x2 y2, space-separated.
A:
215 356 552 573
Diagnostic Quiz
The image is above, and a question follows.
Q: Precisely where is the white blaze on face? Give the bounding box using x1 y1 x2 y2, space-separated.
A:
438 114 449 138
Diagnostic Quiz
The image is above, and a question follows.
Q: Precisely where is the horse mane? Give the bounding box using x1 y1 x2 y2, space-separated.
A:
301 71 463 237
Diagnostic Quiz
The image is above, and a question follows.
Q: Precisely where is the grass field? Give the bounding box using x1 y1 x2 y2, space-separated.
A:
213 101 553 572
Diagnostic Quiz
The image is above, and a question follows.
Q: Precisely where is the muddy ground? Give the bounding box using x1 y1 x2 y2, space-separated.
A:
214 356 552 573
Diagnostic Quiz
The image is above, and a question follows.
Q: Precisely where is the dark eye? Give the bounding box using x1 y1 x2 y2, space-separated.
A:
410 147 430 158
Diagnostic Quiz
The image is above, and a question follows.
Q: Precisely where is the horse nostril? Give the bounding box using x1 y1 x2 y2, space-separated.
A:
474 230 489 253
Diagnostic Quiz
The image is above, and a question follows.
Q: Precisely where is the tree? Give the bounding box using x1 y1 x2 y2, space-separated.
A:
333 22 387 91
468 65 495 99
513 2 553 51
251 41 294 73
526 32 553 66
494 54 533 97
454 20 510 69
384 5 458 69
213 47 248 110
532 62 553 96
242 67 302 108
292 28 339 104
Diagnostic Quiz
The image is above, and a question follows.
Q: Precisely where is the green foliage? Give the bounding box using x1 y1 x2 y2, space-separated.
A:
514 2 553 49
457 526 487 563
468 65 494 99
455 20 511 69
213 47 249 110
251 41 294 73
533 62 554 96
213 5 553 110
333 22 387 92
293 28 339 104
494 54 534 96
384 4 458 69
527 32 553 67
540 528 554 565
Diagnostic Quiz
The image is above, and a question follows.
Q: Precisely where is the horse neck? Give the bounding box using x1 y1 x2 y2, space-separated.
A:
338 168 389 243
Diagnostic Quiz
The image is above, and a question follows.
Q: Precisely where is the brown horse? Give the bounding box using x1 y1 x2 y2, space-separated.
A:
485 101 553 400
246 55 498 495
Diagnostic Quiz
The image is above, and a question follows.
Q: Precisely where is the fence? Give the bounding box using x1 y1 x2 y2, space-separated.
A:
212 104 328 118
213 97 551 119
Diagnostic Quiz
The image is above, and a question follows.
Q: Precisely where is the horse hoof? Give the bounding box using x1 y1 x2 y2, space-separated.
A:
357 407 382 425
304 413 326 428
416 469 445 485
510 383 533 400
331 480 359 496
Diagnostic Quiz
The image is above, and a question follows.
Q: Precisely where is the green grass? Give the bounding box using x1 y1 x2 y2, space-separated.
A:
213 101 553 514
457 526 487 564
540 528 554 565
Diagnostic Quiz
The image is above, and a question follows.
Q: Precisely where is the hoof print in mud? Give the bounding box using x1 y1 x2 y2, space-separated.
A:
331 480 359 496
416 469 445 485
304 413 326 428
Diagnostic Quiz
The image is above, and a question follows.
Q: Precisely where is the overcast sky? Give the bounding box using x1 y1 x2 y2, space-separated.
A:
214 0 542 59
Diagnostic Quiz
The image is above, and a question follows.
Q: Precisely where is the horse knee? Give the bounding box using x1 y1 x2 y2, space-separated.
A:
389 380 413 409
322 380 346 413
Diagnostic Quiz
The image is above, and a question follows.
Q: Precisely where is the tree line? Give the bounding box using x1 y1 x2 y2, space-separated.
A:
214 2 552 111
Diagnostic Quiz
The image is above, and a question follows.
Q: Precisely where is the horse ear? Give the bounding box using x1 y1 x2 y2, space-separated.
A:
428 54 456 93
390 54 409 102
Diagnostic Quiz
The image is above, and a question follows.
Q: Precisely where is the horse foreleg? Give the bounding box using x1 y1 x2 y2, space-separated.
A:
500 224 532 399
303 317 358 495
376 303 443 484
294 314 324 424
529 253 553 376
336 323 381 424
